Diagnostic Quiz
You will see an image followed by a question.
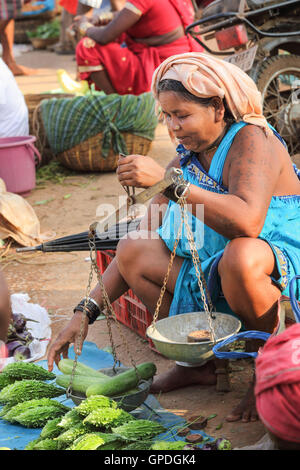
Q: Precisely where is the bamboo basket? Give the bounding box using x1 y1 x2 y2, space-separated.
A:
24 93 74 166
57 132 153 172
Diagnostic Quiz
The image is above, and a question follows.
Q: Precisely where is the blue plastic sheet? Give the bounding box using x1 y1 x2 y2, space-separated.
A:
0 342 214 450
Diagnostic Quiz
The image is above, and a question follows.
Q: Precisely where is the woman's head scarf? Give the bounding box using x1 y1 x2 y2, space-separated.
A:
255 323 300 443
151 52 272 137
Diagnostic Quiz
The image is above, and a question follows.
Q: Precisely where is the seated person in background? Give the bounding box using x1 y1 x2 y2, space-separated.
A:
75 0 203 95
47 52 300 424
0 58 29 137
255 323 300 450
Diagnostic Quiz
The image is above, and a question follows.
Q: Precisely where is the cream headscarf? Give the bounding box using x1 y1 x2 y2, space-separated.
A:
151 52 272 137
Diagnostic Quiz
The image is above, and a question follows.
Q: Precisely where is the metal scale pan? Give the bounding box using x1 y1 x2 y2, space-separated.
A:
146 312 242 364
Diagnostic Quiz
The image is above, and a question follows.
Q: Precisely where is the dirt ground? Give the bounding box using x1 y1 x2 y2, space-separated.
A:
2 48 269 449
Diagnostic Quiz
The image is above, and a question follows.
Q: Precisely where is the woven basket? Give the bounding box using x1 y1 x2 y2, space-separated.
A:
24 93 74 166
57 132 153 172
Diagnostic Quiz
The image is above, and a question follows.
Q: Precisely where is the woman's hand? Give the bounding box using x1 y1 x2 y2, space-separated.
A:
116 154 166 188
47 311 89 372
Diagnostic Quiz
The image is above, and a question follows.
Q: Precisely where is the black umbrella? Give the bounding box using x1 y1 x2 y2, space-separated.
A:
16 218 142 253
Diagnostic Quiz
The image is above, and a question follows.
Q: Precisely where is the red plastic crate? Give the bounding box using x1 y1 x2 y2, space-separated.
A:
96 250 159 352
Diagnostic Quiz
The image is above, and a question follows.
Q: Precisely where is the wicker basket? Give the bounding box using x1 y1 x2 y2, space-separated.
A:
57 132 153 172
24 93 74 166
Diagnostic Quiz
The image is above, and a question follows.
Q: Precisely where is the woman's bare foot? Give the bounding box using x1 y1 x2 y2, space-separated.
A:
226 378 258 423
150 360 217 393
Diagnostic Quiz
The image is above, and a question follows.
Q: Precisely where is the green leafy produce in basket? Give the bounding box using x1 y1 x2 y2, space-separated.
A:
26 20 60 39
2 362 56 381
0 379 65 405
83 407 135 429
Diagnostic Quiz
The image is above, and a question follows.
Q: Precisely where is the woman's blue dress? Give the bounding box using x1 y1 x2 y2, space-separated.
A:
157 122 300 318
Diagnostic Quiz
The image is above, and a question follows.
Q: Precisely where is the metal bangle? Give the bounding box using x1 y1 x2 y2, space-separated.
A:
174 182 191 200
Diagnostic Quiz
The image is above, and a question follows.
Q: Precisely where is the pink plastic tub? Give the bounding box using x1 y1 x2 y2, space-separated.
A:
0 136 41 195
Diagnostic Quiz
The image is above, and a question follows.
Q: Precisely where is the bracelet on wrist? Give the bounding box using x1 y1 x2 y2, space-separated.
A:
74 297 101 324
162 181 191 203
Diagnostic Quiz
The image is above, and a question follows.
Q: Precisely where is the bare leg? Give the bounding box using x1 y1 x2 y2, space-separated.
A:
0 20 37 76
218 238 281 423
90 70 116 94
116 232 217 390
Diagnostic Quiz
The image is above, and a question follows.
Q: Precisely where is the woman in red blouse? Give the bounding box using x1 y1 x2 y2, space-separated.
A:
75 0 203 95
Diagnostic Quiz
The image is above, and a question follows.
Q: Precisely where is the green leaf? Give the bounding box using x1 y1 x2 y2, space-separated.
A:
34 198 54 205
63 194 72 199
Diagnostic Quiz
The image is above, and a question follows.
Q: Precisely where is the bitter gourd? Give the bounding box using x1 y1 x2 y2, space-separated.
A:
69 433 105 450
57 408 83 430
2 362 56 381
0 380 65 405
83 407 135 429
2 398 70 423
112 419 166 441
55 423 89 449
76 395 118 417
15 404 68 428
32 438 61 451
151 440 188 450
40 417 64 439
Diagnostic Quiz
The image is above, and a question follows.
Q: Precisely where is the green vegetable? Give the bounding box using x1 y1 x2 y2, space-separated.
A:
24 437 44 450
56 374 107 395
151 440 188 450
41 417 64 439
26 20 60 39
69 431 123 450
83 407 134 429
55 423 89 449
0 380 65 405
86 362 156 398
2 398 69 423
57 408 83 429
32 438 61 451
15 404 68 428
76 395 118 417
2 362 56 381
217 438 232 450
112 419 166 441
124 441 154 450
0 372 15 389
69 433 105 450
57 359 109 379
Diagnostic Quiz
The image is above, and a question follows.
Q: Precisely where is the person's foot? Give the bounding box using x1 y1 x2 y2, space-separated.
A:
5 61 38 76
225 379 258 423
150 361 217 393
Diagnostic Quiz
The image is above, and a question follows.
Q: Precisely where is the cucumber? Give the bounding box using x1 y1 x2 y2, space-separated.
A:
56 374 107 395
57 359 108 380
86 362 156 398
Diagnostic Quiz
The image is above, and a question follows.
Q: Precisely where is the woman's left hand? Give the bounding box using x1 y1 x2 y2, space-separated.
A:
117 154 165 188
